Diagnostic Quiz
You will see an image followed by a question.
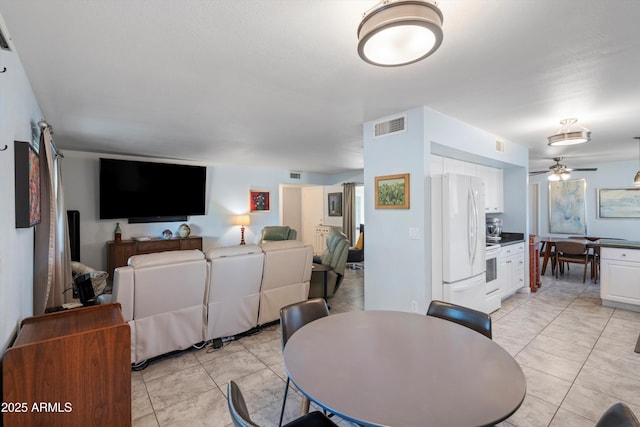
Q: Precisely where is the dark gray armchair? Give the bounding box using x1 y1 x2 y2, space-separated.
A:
259 226 297 243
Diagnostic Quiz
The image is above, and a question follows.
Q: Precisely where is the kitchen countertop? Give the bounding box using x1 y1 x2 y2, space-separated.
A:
496 232 525 246
592 239 640 250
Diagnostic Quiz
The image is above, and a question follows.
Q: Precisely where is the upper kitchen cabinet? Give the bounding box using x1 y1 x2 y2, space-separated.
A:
476 165 504 213
431 155 504 213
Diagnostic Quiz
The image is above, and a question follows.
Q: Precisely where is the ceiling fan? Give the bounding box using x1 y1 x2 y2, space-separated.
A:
529 157 597 181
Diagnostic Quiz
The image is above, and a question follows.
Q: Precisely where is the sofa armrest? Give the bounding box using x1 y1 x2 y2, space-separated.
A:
112 267 135 322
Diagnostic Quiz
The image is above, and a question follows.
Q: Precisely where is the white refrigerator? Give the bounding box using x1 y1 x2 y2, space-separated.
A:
438 173 487 312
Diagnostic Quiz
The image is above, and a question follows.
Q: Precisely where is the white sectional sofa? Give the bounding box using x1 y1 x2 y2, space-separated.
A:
101 241 313 365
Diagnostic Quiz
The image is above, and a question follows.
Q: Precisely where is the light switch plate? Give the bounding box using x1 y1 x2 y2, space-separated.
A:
409 227 420 239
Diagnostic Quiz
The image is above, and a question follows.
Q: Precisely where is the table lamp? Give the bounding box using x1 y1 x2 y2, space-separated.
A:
233 215 250 245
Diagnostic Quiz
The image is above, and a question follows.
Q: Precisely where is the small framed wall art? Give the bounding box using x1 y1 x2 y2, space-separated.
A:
250 190 270 212
375 173 410 209
597 187 640 219
328 192 343 216
14 140 41 228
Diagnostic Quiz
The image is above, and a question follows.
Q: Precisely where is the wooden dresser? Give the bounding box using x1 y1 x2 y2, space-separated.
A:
2 304 131 427
106 236 202 280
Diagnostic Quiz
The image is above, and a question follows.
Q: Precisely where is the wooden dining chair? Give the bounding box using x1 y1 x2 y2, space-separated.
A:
227 381 338 427
554 241 592 283
426 300 492 339
595 402 640 427
278 298 330 427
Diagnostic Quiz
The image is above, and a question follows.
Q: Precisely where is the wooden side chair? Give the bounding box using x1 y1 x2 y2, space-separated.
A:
555 240 592 283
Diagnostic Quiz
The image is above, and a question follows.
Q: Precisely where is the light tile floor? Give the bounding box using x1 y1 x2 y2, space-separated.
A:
132 267 640 427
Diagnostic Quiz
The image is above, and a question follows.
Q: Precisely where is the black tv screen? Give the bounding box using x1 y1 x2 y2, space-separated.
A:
99 158 206 221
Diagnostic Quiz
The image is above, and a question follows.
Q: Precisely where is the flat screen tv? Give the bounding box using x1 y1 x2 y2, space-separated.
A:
99 158 206 222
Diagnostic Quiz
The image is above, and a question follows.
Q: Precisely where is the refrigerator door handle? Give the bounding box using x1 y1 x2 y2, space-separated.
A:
468 190 473 262
470 185 479 265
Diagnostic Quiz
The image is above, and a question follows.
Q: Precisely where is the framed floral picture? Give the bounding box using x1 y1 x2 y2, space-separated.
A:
375 173 410 209
250 190 270 212
14 140 41 228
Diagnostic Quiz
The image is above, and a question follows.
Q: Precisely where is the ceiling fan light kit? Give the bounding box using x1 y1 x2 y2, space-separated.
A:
547 118 591 146
357 0 443 67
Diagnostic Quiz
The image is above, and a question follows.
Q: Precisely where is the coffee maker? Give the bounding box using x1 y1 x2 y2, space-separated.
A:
486 218 503 242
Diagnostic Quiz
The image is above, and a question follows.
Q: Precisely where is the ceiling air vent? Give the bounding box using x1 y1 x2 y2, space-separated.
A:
0 25 11 51
495 140 505 153
374 115 406 137
289 171 302 180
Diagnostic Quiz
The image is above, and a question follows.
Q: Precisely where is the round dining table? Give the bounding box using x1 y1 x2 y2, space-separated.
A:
283 310 526 427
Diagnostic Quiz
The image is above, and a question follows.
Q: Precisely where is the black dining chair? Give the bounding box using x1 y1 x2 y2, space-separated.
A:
278 298 330 427
595 402 640 427
228 381 338 427
426 300 492 339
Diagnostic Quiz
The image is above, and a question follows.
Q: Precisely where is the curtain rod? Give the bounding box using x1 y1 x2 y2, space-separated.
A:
38 120 64 158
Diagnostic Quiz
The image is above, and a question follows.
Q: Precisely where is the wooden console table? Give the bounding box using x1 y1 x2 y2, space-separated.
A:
107 236 202 280
2 304 131 427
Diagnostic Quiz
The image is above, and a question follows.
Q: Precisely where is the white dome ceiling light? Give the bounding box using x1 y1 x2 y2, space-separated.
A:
357 0 444 67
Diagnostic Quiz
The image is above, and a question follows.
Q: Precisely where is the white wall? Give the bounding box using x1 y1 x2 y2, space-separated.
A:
61 151 351 271
0 34 43 352
364 106 529 313
529 160 640 240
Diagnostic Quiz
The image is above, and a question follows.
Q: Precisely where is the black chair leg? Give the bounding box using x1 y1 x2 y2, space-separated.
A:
279 376 290 427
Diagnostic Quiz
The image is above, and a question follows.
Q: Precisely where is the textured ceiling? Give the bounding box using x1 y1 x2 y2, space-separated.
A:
1 0 640 173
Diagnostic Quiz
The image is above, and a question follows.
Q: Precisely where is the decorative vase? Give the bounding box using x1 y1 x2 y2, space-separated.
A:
161 229 173 240
176 223 191 238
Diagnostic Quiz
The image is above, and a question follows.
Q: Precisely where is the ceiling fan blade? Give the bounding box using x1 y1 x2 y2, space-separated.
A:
529 170 549 175
571 168 598 172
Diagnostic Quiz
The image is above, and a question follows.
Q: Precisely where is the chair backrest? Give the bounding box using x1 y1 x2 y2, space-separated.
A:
228 381 260 427
555 241 587 256
280 298 329 349
427 300 492 339
259 226 297 243
257 240 314 325
204 244 264 340
596 402 640 427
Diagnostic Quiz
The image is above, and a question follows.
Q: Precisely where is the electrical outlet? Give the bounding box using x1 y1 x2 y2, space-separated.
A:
409 227 419 239
411 300 418 312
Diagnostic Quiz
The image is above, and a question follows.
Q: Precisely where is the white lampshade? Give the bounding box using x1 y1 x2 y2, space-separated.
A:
358 0 443 67
233 215 250 226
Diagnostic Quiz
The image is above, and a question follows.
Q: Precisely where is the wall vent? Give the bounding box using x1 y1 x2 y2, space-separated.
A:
289 171 302 180
0 25 11 51
495 140 505 153
374 115 406 137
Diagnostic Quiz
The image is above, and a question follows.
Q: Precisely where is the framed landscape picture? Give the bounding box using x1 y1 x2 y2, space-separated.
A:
250 190 270 212
375 173 410 209
328 192 342 216
14 140 41 228
597 188 640 219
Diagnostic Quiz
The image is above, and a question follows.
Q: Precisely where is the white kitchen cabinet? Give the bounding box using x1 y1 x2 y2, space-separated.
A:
600 247 640 311
443 157 476 176
476 164 504 213
314 225 342 256
499 243 525 298
432 155 503 212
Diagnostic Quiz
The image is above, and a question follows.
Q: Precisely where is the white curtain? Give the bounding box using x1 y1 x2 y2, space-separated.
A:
33 127 73 313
